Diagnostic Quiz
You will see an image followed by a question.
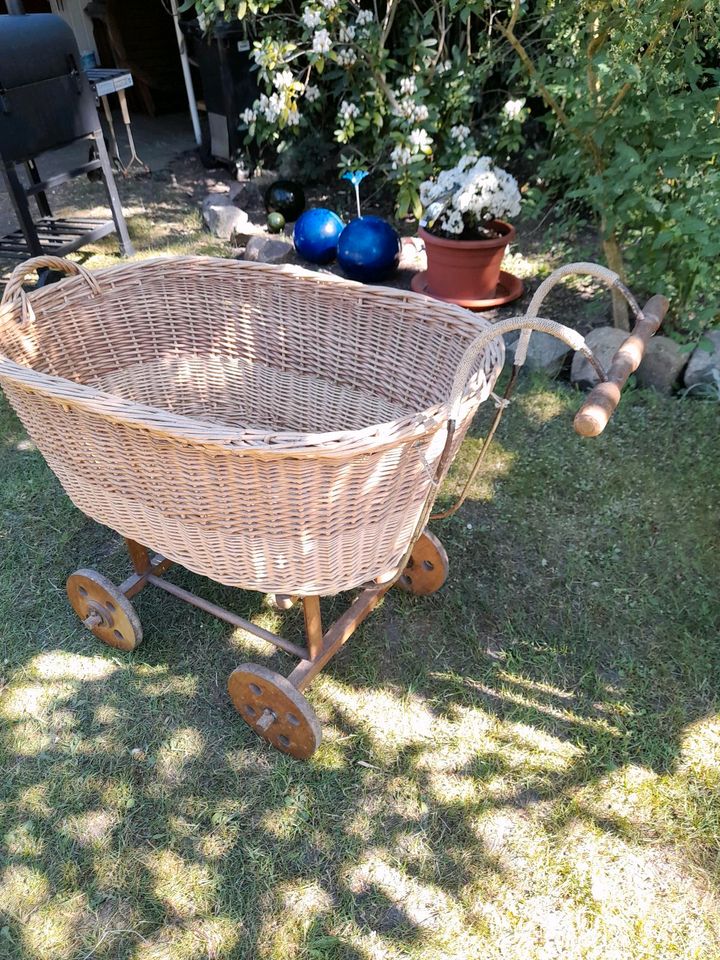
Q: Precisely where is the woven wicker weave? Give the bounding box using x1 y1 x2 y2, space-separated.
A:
0 255 504 595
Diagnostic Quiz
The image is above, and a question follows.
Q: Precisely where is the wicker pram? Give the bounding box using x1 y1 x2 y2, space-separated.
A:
0 254 667 758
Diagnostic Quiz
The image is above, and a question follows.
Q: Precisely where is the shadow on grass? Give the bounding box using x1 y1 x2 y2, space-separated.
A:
1 378 720 959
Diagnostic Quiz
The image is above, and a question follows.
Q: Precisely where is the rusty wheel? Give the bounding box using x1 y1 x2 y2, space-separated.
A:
228 664 321 760
67 569 143 652
396 530 449 596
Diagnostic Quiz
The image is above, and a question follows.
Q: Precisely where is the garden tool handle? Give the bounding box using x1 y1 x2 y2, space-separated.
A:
1 255 101 308
573 293 669 437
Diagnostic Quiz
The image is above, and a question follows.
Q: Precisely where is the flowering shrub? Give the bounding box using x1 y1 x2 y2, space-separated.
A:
190 0 719 336
420 156 522 239
189 0 499 219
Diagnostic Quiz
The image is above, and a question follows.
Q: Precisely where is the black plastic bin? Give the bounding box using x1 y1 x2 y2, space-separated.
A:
181 18 258 169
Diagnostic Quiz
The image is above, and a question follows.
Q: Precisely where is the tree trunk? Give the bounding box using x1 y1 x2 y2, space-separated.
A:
601 228 630 330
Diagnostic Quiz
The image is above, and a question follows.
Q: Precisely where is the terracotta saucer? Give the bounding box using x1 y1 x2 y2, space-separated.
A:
410 270 524 310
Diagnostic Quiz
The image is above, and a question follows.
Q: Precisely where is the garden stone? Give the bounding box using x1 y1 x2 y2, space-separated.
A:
571 326 626 389
636 336 686 394
229 180 263 209
684 331 720 390
243 235 295 264
505 331 570 377
230 221 270 246
202 194 249 241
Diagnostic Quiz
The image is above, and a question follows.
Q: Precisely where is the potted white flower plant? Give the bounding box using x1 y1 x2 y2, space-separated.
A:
412 155 524 308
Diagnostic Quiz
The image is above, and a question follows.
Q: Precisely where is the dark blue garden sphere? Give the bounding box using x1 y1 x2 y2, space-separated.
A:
337 216 401 283
293 208 345 264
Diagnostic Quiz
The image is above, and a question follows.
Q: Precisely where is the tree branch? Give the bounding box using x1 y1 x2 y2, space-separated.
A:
603 0 690 118
495 19 574 131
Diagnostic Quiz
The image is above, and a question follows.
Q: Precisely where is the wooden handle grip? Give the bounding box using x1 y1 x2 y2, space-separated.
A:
573 294 669 437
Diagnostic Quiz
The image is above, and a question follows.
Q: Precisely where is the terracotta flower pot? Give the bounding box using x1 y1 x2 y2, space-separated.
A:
419 220 515 301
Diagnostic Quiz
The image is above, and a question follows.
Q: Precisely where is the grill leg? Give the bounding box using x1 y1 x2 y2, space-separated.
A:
1 161 43 256
92 129 134 257
25 159 52 219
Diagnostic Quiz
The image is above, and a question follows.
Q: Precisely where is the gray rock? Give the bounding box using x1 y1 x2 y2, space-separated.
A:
571 326 626 389
636 335 685 394
505 331 570 377
230 221 270 246
229 180 263 209
202 194 249 241
684 330 720 389
243 235 295 264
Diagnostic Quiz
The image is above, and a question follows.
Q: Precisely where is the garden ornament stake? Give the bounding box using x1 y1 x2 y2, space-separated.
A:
0 254 667 759
341 169 369 218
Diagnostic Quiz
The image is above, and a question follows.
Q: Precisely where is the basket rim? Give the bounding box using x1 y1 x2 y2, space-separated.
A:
0 255 505 458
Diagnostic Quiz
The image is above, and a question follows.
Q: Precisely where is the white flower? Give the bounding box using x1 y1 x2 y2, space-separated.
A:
338 23 356 42
252 47 269 67
503 97 525 120
356 9 373 25
436 60 452 75
394 98 429 123
440 209 464 235
240 107 256 125
339 99 360 121
319 0 337 8
450 124 471 144
312 28 332 53
420 154 522 226
390 144 413 168
273 69 294 91
301 6 323 29
286 105 301 126
398 76 416 96
336 47 357 67
258 92 282 123
304 84 321 102
409 128 433 152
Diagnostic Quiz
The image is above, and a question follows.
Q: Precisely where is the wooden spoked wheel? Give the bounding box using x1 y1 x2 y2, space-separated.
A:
67 569 143 652
396 530 449 596
228 663 321 760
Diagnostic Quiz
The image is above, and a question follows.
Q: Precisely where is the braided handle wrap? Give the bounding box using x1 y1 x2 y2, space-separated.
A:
1 256 101 307
514 261 644 365
449 315 587 420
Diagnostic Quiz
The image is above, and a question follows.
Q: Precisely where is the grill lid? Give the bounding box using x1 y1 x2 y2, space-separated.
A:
0 14 82 91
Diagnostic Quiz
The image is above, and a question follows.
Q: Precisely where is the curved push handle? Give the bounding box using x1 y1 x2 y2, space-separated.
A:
1 255 101 308
573 294 669 437
448 314 590 418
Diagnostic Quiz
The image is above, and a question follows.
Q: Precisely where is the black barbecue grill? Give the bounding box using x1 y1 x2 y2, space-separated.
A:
0 13 133 259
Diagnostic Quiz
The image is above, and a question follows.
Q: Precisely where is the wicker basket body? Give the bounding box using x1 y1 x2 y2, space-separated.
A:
0 257 503 595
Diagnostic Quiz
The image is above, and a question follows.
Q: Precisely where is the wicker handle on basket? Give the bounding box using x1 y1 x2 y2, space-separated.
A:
1 255 101 307
573 293 668 437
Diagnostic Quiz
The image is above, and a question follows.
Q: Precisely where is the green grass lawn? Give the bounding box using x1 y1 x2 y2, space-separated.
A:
1 371 719 960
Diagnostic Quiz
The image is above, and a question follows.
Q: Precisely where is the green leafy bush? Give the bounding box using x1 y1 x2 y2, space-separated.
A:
188 0 720 337
498 0 720 333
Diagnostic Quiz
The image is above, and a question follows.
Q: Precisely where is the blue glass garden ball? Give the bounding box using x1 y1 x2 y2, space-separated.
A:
293 208 345 264
337 216 401 283
264 179 306 222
